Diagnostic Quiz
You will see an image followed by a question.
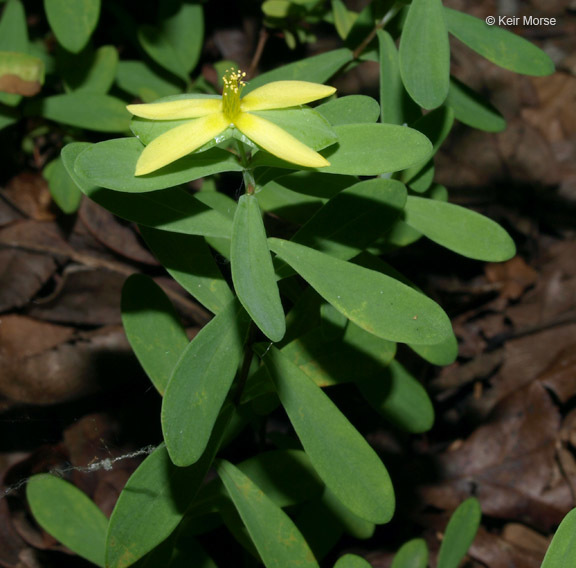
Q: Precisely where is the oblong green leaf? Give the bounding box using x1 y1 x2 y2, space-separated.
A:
139 227 233 314
44 0 100 53
116 60 183 103
244 48 353 94
391 538 429 568
231 195 285 342
541 508 576 568
261 346 395 524
445 8 554 76
269 239 452 345
334 554 372 568
437 498 482 568
447 77 506 132
62 143 233 238
59 45 118 94
217 460 320 568
28 92 129 132
74 137 242 192
403 196 516 261
121 274 189 395
43 156 82 213
408 331 459 366
106 411 232 568
162 301 249 466
0 0 28 107
317 95 380 126
356 360 434 433
290 178 406 260
253 124 433 176
138 1 203 79
27 474 107 567
399 0 450 109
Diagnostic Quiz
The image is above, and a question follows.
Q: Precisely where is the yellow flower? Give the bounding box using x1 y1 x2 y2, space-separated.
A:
126 69 336 176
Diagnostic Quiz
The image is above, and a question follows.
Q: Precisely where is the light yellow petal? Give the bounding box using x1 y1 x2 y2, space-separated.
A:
127 98 222 120
235 112 330 168
135 113 229 176
241 81 336 111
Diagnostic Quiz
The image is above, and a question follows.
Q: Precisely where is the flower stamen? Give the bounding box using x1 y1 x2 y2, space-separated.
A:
222 68 247 124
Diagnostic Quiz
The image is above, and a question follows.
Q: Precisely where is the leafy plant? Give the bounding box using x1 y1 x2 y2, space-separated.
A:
2 0 567 565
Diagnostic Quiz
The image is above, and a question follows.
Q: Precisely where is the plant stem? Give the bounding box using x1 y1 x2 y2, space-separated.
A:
236 139 256 195
352 1 403 60
233 322 257 405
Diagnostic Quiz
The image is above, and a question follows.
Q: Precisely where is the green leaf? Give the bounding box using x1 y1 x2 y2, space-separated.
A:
445 8 555 76
399 106 454 188
74 137 242 192
269 239 452 345
62 143 234 238
27 92 130 132
331 0 356 40
121 274 189 395
58 45 118 93
403 196 516 261
106 411 232 568
231 195 285 342
217 460 320 568
44 0 100 53
0 0 28 106
391 538 429 568
0 0 27 53
447 77 506 132
437 498 481 568
316 95 380 126
356 360 434 433
399 0 450 109
43 155 82 213
541 508 576 568
244 48 353 94
257 171 356 225
0 51 44 96
262 1 291 18
27 474 107 567
116 60 183 103
280 320 396 388
0 102 18 130
139 228 233 314
138 1 203 80
408 332 459 366
252 107 338 152
289 178 406 261
334 554 372 568
162 301 249 466
378 29 421 126
253 123 433 176
260 346 395 524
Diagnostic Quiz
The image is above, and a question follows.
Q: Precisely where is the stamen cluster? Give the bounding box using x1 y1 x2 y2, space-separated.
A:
222 69 247 123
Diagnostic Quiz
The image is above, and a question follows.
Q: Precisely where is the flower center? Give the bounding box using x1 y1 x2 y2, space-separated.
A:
222 69 246 123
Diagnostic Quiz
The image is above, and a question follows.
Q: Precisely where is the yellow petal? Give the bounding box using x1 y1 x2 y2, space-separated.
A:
235 112 330 168
135 113 229 176
127 98 222 120
241 81 336 111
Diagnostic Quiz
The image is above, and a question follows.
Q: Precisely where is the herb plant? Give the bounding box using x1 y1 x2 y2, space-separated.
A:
1 0 571 565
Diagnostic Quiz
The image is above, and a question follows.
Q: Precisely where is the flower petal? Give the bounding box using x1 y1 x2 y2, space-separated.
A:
235 112 330 168
241 81 336 111
127 98 222 120
135 113 229 176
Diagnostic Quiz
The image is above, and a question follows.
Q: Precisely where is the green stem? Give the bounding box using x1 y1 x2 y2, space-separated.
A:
233 322 257 406
236 139 256 195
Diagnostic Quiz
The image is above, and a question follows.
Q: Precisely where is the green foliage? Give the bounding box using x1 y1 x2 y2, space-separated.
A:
11 0 564 566
541 508 576 568
27 474 108 567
